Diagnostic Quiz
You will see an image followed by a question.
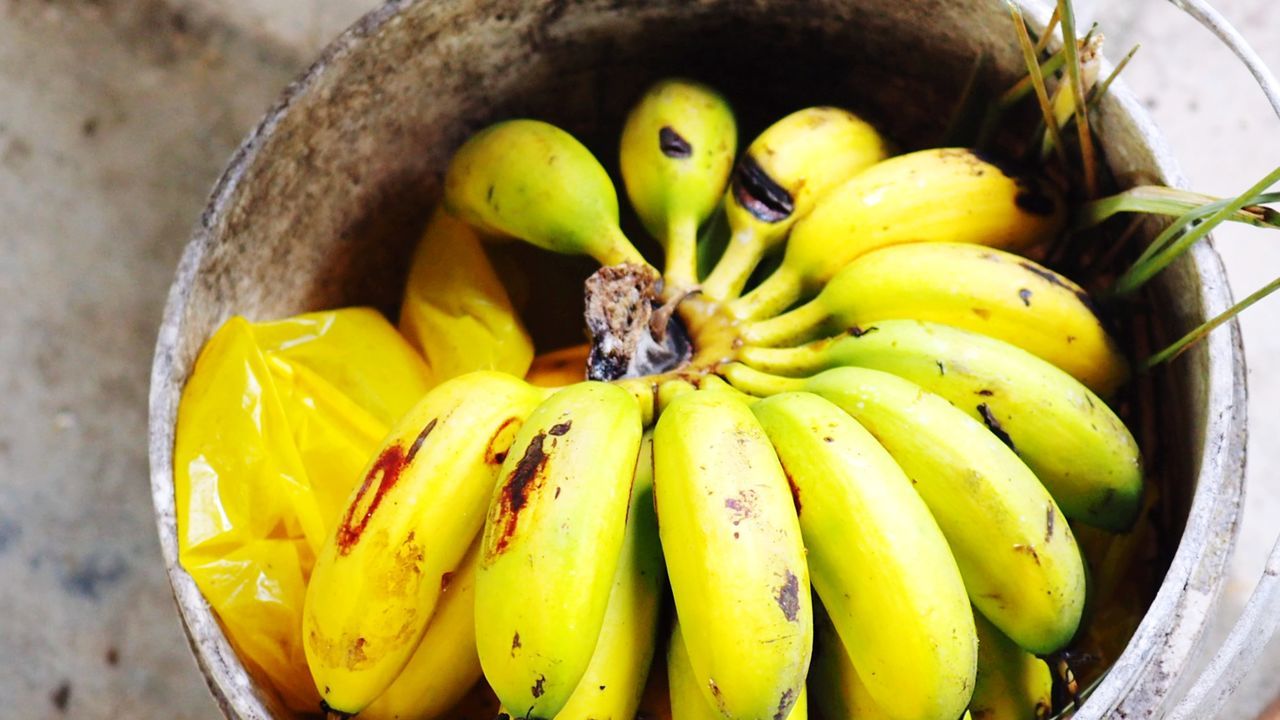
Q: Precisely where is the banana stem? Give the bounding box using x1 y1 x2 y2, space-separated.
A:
598 226 652 268
1073 187 1280 231
1146 274 1280 368
741 298 831 347
662 215 701 291
721 363 804 397
738 343 828 377
729 267 804 321
700 230 763 300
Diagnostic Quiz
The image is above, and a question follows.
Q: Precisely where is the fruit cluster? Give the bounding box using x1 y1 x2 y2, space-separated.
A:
187 78 1146 720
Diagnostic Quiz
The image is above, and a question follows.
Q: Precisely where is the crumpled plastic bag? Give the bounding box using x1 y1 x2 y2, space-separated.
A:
399 208 534 382
174 308 432 711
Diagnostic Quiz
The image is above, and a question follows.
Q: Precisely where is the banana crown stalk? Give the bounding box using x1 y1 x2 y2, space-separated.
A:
476 381 644 719
741 241 1129 396
730 148 1067 320
742 319 1143 531
700 106 889 300
444 119 646 266
303 372 548 714
654 388 812 720
620 79 737 288
753 392 977 720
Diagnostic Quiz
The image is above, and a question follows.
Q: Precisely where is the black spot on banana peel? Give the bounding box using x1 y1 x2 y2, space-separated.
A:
548 421 571 436
1019 288 1033 306
977 403 1016 452
406 418 438 463
774 688 796 720
490 432 549 557
531 674 546 698
658 126 693 158
775 570 801 622
732 155 794 223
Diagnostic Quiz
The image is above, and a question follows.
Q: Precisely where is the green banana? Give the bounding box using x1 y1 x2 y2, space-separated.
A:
969 613 1054 720
740 320 1142 531
654 388 811 719
444 119 646 266
725 365 1086 654
555 432 665 720
700 107 889 300
620 79 737 289
739 242 1128 397
753 392 976 720
302 372 547 714
475 382 644 718
730 148 1067 320
362 538 483 720
668 619 808 720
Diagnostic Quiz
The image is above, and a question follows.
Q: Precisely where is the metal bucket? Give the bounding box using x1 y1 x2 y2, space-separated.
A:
147 0 1254 717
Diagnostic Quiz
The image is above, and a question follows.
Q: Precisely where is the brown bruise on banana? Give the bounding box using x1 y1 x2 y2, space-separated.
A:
658 126 693 158
977 403 1016 452
335 418 437 555
487 430 551 559
732 154 794 223
774 569 801 622
774 687 796 720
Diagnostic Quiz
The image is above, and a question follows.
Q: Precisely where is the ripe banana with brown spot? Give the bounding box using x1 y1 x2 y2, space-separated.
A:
444 119 647 266
740 242 1128 396
475 382 643 719
654 388 812 719
730 148 1066 320
668 618 809 720
725 364 1086 654
303 372 547 714
740 319 1142 531
620 79 737 289
362 538 482 720
753 391 976 720
700 107 889 300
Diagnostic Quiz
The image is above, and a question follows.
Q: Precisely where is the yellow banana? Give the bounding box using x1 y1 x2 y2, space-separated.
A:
444 120 646 266
400 208 534 382
654 388 811 719
752 392 976 720
969 612 1053 720
741 320 1142 531
476 382 644 718
556 432 665 720
700 107 889 300
525 343 589 388
362 539 483 720
730 149 1067 320
740 242 1128 397
725 365 1086 654
620 79 737 289
303 372 546 714
808 602 894 720
668 619 808 720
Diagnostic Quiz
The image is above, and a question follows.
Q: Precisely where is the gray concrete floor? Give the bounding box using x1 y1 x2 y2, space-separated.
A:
0 1 1276 718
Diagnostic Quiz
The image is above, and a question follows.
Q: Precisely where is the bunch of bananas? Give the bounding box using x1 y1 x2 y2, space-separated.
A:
301 78 1142 720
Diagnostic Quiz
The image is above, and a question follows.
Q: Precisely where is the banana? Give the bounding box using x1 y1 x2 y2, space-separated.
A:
400 207 535 382
303 372 547 714
808 602 894 720
752 392 976 720
668 619 808 720
740 320 1142 531
969 612 1054 720
476 382 644 718
740 242 1128 397
362 538 483 720
700 107 889 300
654 388 811 719
525 343 589 388
556 432 665 720
444 120 646 266
730 148 1067 320
620 79 737 289
724 365 1086 654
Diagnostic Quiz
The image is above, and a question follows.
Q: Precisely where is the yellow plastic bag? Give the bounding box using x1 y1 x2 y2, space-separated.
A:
399 208 535 382
174 309 432 711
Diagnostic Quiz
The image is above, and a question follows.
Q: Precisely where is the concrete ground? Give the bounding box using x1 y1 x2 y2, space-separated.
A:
0 0 1276 718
